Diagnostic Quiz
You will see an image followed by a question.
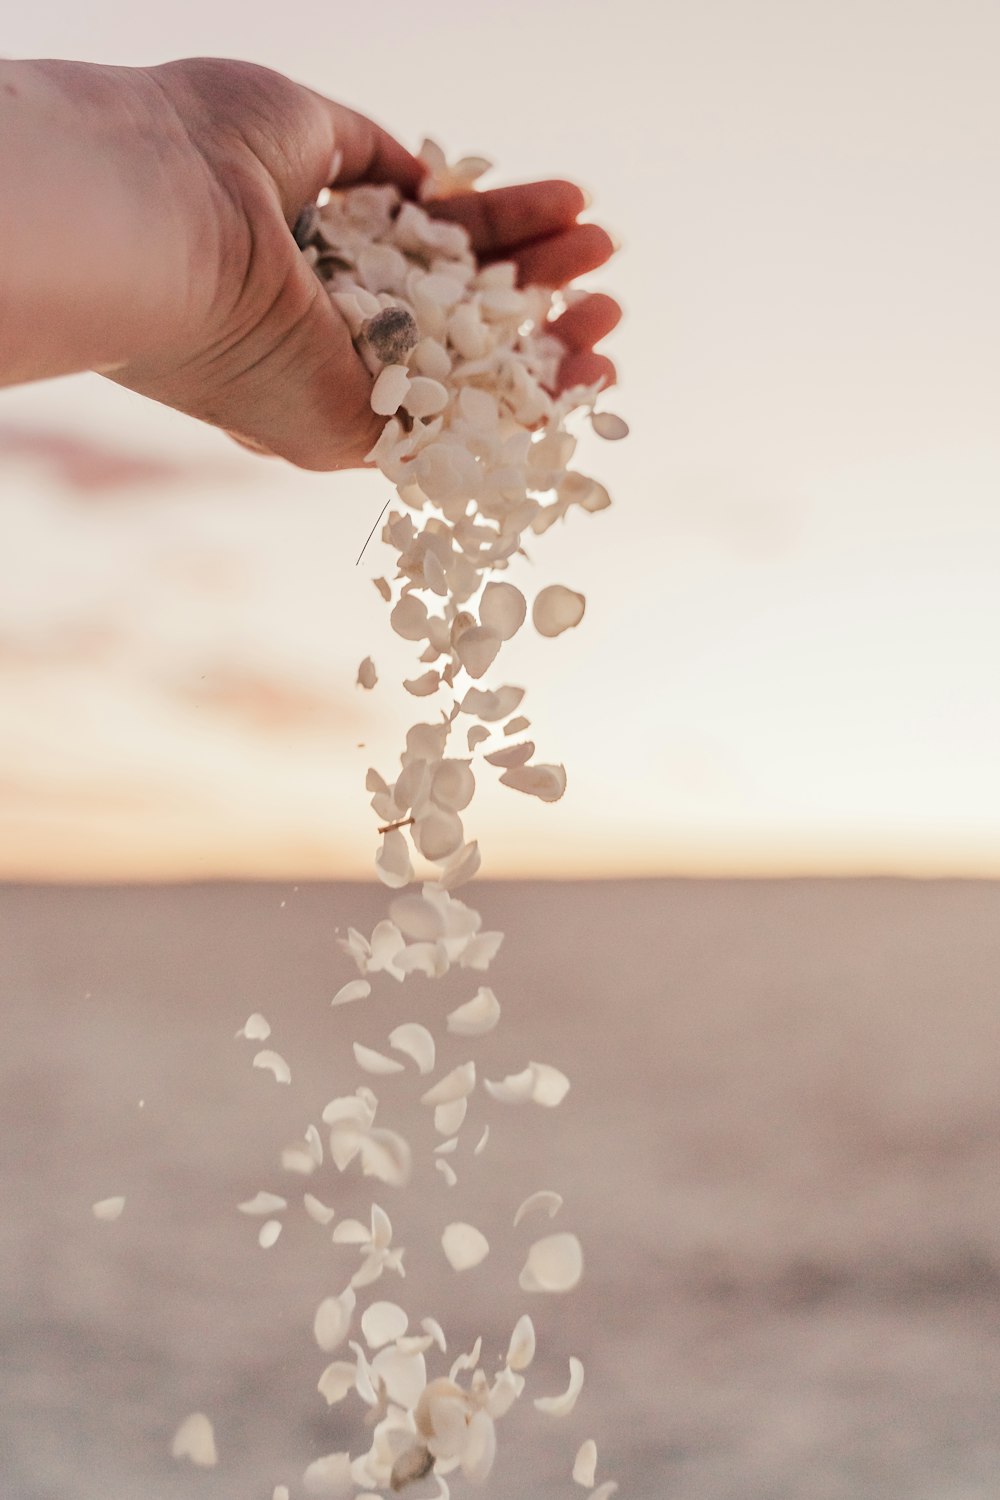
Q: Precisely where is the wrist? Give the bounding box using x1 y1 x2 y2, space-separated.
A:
0 59 213 385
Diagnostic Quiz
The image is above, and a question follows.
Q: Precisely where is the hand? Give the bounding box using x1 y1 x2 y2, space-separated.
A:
0 58 620 471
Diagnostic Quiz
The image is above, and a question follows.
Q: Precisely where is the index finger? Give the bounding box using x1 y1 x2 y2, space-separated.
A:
423 180 588 258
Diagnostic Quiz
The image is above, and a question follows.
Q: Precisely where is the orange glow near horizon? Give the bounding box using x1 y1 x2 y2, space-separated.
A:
2 3 1000 882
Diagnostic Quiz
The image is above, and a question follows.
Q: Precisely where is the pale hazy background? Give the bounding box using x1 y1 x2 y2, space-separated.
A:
2 0 999 879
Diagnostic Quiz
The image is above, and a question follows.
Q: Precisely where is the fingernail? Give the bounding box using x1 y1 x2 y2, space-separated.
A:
579 186 594 212
608 230 623 253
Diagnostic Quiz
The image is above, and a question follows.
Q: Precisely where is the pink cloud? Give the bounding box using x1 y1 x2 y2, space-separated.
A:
0 422 238 495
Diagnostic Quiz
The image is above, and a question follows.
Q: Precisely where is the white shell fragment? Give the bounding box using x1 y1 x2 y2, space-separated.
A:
303 1193 336 1226
528 1061 571 1107
259 1219 283 1249
361 1300 409 1349
498 763 567 802
235 1012 271 1040
505 1313 536 1371
474 1125 490 1155
388 1022 436 1074
331 979 371 1008
573 1439 598 1487
534 1356 584 1416
519 1232 584 1293
238 1192 288 1216
590 410 629 440
353 1043 405 1076
513 1190 564 1227
317 1360 357 1406
441 1222 490 1271
171 1412 218 1467
294 157 625 1490
421 1316 447 1353
303 1451 354 1496
434 1097 468 1136
479 581 527 641
532 584 586 638
253 1050 292 1085
421 1060 476 1107
446 986 500 1036
91 1196 125 1221
371 363 412 416
589 1484 619 1500
314 1288 357 1352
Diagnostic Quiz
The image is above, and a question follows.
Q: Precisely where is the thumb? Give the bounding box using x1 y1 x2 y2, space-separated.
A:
208 249 384 471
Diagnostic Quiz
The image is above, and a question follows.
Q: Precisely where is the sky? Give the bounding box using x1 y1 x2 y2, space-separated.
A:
1 0 999 880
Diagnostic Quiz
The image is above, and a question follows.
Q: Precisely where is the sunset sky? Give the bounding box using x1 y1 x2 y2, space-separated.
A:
2 0 999 879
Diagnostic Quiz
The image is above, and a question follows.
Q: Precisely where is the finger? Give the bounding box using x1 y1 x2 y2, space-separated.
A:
547 292 622 351
424 180 587 257
553 350 617 394
504 223 616 289
316 99 427 196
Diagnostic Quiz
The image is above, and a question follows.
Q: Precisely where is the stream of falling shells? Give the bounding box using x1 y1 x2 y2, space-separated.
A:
178 142 626 1499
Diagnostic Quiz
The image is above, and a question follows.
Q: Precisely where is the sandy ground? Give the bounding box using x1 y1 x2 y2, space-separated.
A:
1 878 1000 1500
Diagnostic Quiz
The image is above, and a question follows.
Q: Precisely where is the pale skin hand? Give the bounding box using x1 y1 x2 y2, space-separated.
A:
0 56 621 472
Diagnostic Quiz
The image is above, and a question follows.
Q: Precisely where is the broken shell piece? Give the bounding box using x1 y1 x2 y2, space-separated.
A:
573 1440 598 1488
421 1061 476 1107
235 1012 270 1040
353 1043 405 1076
455 626 501 679
484 1066 536 1104
513 1190 563 1227
314 1288 356 1352
404 376 450 418
532 584 586 638
303 1451 353 1496
361 1300 409 1349
258 1219 282 1249
589 1483 619 1500
331 980 371 1007
484 741 534 769
528 1061 571 1107
238 1192 288 1216
171 1412 218 1467
446 987 500 1036
534 1357 584 1417
304 1193 336 1226
590 410 629 440
518 1232 583 1293
498 763 567 802
434 1097 468 1136
505 1313 536 1371
421 1317 447 1353
253 1050 291 1085
479 580 527 640
387 1022 436 1074
317 1360 356 1406
375 829 413 889
91 1196 125 1221
441 1222 489 1270
371 363 412 416
436 1159 458 1187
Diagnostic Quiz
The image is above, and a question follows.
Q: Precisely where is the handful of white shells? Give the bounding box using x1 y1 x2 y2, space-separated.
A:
212 142 625 1499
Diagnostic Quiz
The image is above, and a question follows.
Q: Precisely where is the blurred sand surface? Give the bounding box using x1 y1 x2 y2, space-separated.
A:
1 879 999 1499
